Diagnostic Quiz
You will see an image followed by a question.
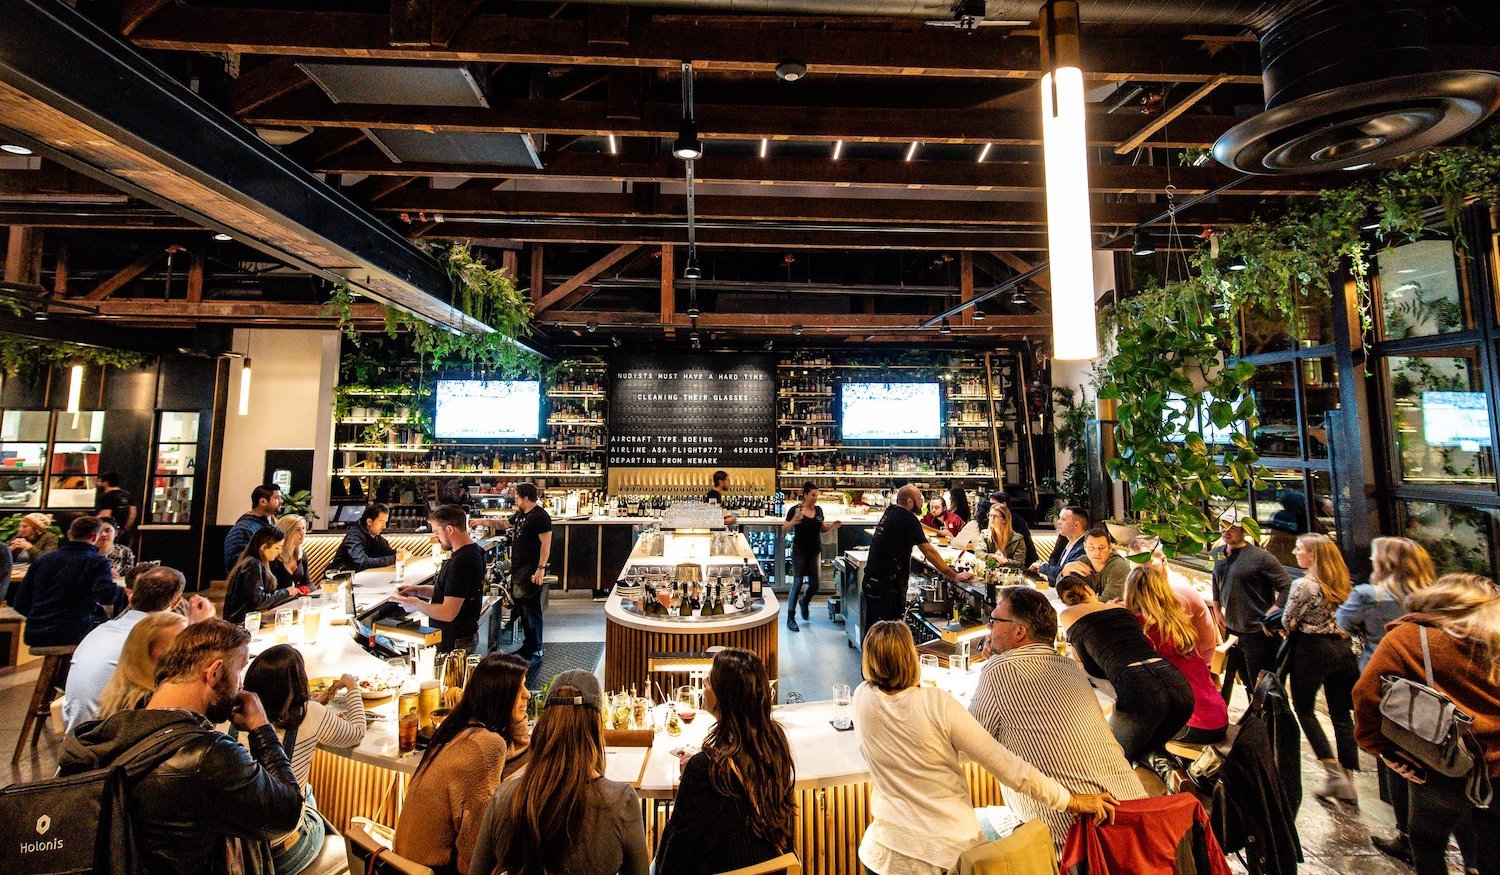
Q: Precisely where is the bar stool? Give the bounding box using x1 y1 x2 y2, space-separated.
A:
13 643 76 762
342 822 432 875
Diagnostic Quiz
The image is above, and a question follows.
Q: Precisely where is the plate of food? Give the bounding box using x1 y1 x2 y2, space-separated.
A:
357 677 395 699
308 676 338 699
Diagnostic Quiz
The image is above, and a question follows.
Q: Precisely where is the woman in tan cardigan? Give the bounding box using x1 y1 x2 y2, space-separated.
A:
394 654 532 875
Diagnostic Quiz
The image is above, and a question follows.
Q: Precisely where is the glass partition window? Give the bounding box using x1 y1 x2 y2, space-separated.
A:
1386 351 1493 487
1248 361 1300 458
1300 356 1338 459
0 410 49 508
151 411 199 524
1378 238 1469 339
48 411 105 508
1398 501 1497 577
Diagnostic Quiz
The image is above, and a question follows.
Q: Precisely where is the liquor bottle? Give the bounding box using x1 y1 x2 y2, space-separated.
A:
669 584 682 617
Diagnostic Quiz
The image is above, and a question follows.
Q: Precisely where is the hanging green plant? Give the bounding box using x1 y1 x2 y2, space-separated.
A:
1096 278 1265 557
0 333 150 379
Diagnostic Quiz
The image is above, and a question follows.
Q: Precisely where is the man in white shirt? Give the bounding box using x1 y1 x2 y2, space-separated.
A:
969 586 1146 850
64 565 214 731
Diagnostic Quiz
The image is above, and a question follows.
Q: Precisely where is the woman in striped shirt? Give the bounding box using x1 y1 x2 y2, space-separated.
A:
243 644 368 875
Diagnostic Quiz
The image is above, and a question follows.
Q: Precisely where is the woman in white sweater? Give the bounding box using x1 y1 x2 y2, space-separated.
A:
853 621 1117 875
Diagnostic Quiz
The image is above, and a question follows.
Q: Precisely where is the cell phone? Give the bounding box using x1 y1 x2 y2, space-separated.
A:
829 719 854 732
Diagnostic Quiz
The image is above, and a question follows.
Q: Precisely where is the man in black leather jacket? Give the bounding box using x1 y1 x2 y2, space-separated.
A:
330 502 405 572
58 619 303 875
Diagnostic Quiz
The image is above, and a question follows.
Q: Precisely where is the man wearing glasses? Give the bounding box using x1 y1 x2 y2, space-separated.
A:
968 586 1145 851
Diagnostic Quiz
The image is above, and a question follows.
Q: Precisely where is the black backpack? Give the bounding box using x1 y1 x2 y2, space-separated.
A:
0 725 200 875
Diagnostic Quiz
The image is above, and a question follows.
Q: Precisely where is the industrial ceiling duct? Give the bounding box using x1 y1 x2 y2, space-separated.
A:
1214 0 1500 174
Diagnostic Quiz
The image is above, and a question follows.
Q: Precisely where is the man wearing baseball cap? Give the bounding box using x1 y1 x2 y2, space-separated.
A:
1210 506 1292 698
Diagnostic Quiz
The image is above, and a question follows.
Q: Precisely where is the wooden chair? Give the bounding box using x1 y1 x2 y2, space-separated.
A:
714 852 802 875
343 823 433 875
13 643 75 762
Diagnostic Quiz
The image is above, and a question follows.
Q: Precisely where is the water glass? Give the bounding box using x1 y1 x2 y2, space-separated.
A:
243 611 261 634
274 608 293 643
832 683 851 707
919 653 940 686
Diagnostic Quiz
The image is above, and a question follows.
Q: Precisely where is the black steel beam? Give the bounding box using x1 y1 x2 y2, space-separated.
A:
0 0 537 350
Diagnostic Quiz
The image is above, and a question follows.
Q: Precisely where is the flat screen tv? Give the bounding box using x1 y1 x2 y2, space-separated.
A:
840 382 942 441
433 380 540 440
1423 391 1492 449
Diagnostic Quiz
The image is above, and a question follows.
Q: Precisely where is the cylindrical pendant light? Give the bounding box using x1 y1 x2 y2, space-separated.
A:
65 360 84 414
1040 0 1098 361
238 357 252 416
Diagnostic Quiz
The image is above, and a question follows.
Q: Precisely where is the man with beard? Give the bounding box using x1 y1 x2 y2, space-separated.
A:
59 619 303 874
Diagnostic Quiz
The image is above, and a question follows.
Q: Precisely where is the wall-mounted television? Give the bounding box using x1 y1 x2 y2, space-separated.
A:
433 380 541 440
1423 391 1492 449
839 382 942 441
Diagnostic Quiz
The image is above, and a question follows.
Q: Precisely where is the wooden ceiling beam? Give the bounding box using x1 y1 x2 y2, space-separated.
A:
227 58 313 115
89 300 389 324
421 222 1066 251
536 309 1051 335
376 189 1255 227
242 91 1237 148
129 7 1258 83
317 145 1331 196
83 249 166 301
532 243 641 313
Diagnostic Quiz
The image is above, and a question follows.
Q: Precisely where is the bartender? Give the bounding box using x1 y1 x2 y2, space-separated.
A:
861 485 973 635
705 470 738 525
393 504 483 653
330 503 408 572
482 482 552 667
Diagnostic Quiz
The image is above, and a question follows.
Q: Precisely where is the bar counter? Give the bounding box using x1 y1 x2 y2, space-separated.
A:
272 555 1115 875
603 530 780 691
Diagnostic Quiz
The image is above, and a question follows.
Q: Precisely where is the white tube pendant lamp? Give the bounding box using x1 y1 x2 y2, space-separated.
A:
238 357 252 416
66 360 83 414
1040 0 1098 361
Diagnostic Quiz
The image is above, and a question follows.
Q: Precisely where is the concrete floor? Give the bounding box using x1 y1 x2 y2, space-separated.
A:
0 592 1468 872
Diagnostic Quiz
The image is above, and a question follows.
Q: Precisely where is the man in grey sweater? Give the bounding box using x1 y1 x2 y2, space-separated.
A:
1211 511 1292 697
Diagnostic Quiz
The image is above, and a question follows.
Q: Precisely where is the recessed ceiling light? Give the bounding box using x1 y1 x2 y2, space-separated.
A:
905 141 920 162
0 144 33 155
831 140 843 160
607 134 618 155
213 232 232 241
760 138 769 159
976 143 992 163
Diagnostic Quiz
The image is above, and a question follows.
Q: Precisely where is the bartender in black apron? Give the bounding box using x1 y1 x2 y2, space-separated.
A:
394 504 484 653
862 485 973 638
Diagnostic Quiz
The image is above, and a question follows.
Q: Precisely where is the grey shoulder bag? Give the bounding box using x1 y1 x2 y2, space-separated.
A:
1378 626 1478 781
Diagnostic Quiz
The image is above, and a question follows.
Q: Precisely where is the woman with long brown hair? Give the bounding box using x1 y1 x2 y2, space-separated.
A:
1285 532 1360 803
1124 563 1227 745
470 669 648 875
394 653 531 875
978 503 1027 566
655 649 796 875
1354 573 1500 875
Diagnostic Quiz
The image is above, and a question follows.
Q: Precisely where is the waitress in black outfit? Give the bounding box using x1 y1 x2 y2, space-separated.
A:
1056 573 1194 764
781 481 841 632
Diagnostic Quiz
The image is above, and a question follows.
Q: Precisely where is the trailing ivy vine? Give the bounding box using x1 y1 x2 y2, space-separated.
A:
0 332 149 379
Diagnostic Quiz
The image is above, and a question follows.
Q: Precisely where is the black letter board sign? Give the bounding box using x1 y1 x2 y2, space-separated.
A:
608 353 777 468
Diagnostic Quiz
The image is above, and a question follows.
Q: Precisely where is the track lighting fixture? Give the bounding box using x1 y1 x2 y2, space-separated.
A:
673 61 703 161
939 318 952 335
1131 232 1154 256
611 335 623 348
684 253 702 280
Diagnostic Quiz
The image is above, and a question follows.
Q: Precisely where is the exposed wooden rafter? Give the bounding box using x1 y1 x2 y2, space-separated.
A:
129 7 1260 83
532 243 641 313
